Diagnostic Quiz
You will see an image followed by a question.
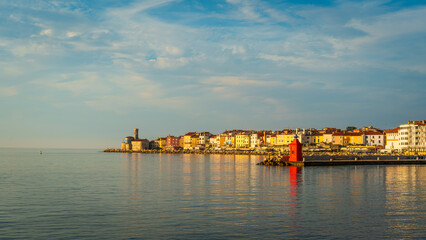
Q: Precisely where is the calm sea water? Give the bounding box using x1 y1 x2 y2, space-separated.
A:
1 148 425 239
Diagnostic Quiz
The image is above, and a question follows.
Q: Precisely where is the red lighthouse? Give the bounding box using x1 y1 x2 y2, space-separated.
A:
289 136 303 162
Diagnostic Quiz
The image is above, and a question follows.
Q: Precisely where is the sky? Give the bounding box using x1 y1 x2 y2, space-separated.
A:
0 0 425 148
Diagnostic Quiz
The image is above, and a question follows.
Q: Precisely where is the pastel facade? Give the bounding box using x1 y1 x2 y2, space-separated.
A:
276 132 294 145
312 134 324 144
250 133 260 148
184 132 196 149
235 134 250 148
166 135 180 147
224 135 236 148
347 133 365 145
364 132 384 147
385 128 399 151
209 135 219 148
121 136 135 150
150 140 160 149
131 139 149 151
198 132 212 146
119 123 423 152
399 120 426 153
323 133 333 144
270 135 277 145
155 138 167 149
332 133 345 145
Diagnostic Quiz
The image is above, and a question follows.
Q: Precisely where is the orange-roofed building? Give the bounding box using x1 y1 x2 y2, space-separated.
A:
364 131 385 147
385 127 399 151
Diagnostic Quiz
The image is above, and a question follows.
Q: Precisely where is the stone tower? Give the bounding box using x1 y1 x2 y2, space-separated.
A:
134 128 139 140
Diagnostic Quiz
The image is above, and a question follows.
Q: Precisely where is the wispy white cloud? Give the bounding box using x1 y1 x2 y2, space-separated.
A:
66 32 80 38
40 29 53 36
202 76 280 86
0 86 18 97
0 0 425 147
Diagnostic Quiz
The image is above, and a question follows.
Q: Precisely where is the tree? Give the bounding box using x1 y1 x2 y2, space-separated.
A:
346 126 357 131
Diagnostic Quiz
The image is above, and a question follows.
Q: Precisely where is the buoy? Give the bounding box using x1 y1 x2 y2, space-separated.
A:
40 151 42 154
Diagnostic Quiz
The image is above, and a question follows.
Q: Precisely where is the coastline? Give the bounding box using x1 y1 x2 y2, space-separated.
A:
103 148 271 155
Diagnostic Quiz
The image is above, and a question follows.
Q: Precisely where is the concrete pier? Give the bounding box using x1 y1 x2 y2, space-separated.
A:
301 159 426 166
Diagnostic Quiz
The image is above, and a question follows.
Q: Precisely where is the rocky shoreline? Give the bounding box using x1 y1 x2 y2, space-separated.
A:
103 148 272 155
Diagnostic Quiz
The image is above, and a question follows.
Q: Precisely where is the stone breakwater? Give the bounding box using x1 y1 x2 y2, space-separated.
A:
103 148 272 155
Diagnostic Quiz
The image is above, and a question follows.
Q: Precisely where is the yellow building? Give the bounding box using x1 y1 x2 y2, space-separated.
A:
281 133 295 145
191 135 199 148
312 134 324 144
224 135 236 148
235 134 250 148
179 136 184 148
184 132 197 149
270 135 277 146
154 138 167 149
219 134 227 148
347 133 365 145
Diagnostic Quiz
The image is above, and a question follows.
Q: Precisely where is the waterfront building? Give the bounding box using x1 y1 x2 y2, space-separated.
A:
323 133 333 144
236 133 251 148
191 134 199 149
184 132 197 149
295 129 313 145
219 134 227 148
198 132 212 147
347 132 365 145
312 133 324 144
166 135 180 148
131 139 149 151
149 140 160 149
179 136 184 148
275 130 292 146
332 132 346 145
250 132 264 148
250 133 258 148
384 128 400 152
121 136 135 150
364 131 385 147
398 121 418 152
281 131 296 145
154 138 167 149
209 135 218 148
399 120 426 154
224 135 236 148
270 134 277 146
265 134 272 145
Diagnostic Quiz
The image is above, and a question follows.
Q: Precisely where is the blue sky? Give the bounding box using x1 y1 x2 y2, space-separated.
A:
0 0 425 148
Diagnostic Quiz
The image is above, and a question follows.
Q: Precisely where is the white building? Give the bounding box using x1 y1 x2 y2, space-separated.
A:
384 128 400 152
323 133 333 144
250 132 262 148
398 120 426 153
198 132 212 145
364 131 385 147
295 129 313 145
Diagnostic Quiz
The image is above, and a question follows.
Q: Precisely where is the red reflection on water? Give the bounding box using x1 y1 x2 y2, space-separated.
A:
289 166 301 217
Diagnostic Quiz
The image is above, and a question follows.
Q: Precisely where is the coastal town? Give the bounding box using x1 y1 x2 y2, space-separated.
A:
105 119 426 156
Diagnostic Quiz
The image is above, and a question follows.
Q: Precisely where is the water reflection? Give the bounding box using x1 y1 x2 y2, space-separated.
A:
288 167 302 218
1 149 425 239
117 154 425 239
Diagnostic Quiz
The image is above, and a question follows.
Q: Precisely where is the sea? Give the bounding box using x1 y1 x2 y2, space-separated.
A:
1 148 425 239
